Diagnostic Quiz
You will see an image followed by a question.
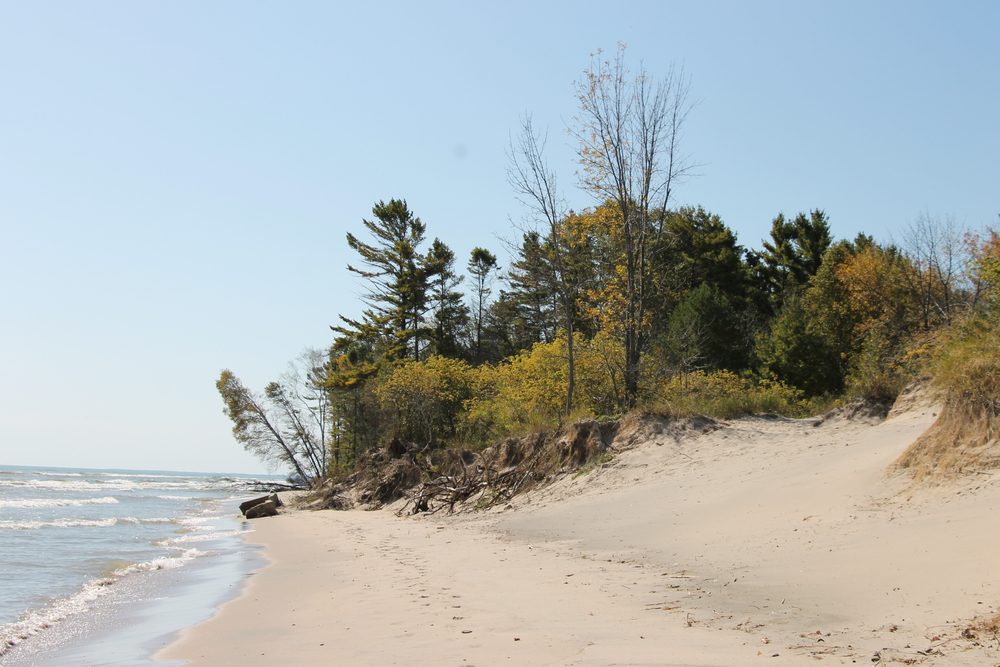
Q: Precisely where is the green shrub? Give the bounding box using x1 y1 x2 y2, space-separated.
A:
756 295 844 396
642 369 821 419
843 323 913 402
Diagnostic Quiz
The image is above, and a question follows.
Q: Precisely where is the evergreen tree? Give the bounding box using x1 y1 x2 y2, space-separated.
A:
484 289 533 360
662 206 750 308
505 231 559 346
660 284 746 374
755 209 833 311
425 239 468 358
332 199 436 364
467 247 499 364
756 294 843 395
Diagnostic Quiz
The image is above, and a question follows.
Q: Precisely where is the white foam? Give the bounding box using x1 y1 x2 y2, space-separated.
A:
0 518 118 531
0 475 276 496
0 496 119 509
0 479 204 492
0 578 113 653
0 480 137 492
161 529 245 545
111 548 202 575
175 516 211 526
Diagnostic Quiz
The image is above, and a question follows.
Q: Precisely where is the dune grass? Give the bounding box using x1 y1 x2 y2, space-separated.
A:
893 315 1000 481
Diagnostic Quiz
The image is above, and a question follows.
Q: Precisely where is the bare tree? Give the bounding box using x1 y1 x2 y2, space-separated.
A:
572 43 696 406
898 212 964 328
274 349 331 474
507 114 580 416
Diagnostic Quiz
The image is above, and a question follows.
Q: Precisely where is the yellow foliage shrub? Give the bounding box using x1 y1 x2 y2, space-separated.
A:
967 227 1000 309
465 331 624 437
373 355 475 445
642 370 816 419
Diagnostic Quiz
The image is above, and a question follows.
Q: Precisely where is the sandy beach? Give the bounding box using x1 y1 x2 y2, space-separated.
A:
156 397 1000 666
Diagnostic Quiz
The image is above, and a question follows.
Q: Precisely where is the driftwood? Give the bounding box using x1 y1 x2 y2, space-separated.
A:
244 500 279 518
240 493 282 516
401 450 542 515
244 481 305 493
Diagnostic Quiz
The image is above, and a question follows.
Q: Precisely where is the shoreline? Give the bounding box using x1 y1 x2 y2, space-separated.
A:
158 406 1000 666
0 501 264 667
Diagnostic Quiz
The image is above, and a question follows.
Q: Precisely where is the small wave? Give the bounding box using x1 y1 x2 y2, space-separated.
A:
0 549 202 654
95 472 208 481
0 518 118 531
112 548 202 575
35 472 83 477
0 477 277 494
0 480 136 492
117 517 175 525
174 516 211 526
0 516 182 530
0 578 114 653
160 529 246 545
0 496 119 509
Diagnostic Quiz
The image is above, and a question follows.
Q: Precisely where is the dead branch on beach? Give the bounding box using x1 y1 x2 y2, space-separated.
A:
400 443 548 515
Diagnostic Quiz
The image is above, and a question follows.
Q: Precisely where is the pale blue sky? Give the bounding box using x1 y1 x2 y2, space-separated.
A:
1 1 996 474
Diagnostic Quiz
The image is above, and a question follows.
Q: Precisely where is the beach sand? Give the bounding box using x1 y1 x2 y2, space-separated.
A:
156 399 1000 666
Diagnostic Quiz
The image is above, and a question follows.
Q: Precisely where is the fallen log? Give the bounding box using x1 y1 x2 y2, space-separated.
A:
245 500 278 519
239 493 282 516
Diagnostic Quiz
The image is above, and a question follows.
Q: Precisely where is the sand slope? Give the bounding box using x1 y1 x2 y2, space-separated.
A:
157 401 1000 666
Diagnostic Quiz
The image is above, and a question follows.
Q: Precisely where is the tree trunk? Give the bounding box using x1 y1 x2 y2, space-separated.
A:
566 316 575 416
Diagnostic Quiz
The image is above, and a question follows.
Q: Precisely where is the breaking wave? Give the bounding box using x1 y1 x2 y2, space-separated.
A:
0 517 177 531
0 496 119 509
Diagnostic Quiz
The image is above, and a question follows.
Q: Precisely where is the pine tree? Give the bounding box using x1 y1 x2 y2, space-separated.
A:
506 231 559 346
331 199 436 364
755 210 833 310
425 239 468 358
467 247 498 364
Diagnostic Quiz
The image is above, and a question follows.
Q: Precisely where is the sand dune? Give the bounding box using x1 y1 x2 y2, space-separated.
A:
156 398 1000 666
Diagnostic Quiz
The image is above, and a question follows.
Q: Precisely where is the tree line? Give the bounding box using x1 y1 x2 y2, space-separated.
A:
217 45 1000 482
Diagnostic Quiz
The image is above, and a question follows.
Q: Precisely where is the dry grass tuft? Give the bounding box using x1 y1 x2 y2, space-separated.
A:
972 611 1000 636
892 409 1000 482
891 318 1000 482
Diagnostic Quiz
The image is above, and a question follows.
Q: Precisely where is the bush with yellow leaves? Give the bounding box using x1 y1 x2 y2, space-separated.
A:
465 332 624 439
372 355 475 446
643 369 818 419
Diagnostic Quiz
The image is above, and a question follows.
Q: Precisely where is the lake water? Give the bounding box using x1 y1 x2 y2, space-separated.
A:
0 465 283 666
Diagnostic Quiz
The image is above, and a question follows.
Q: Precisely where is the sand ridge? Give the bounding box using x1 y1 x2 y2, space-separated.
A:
156 402 1000 666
